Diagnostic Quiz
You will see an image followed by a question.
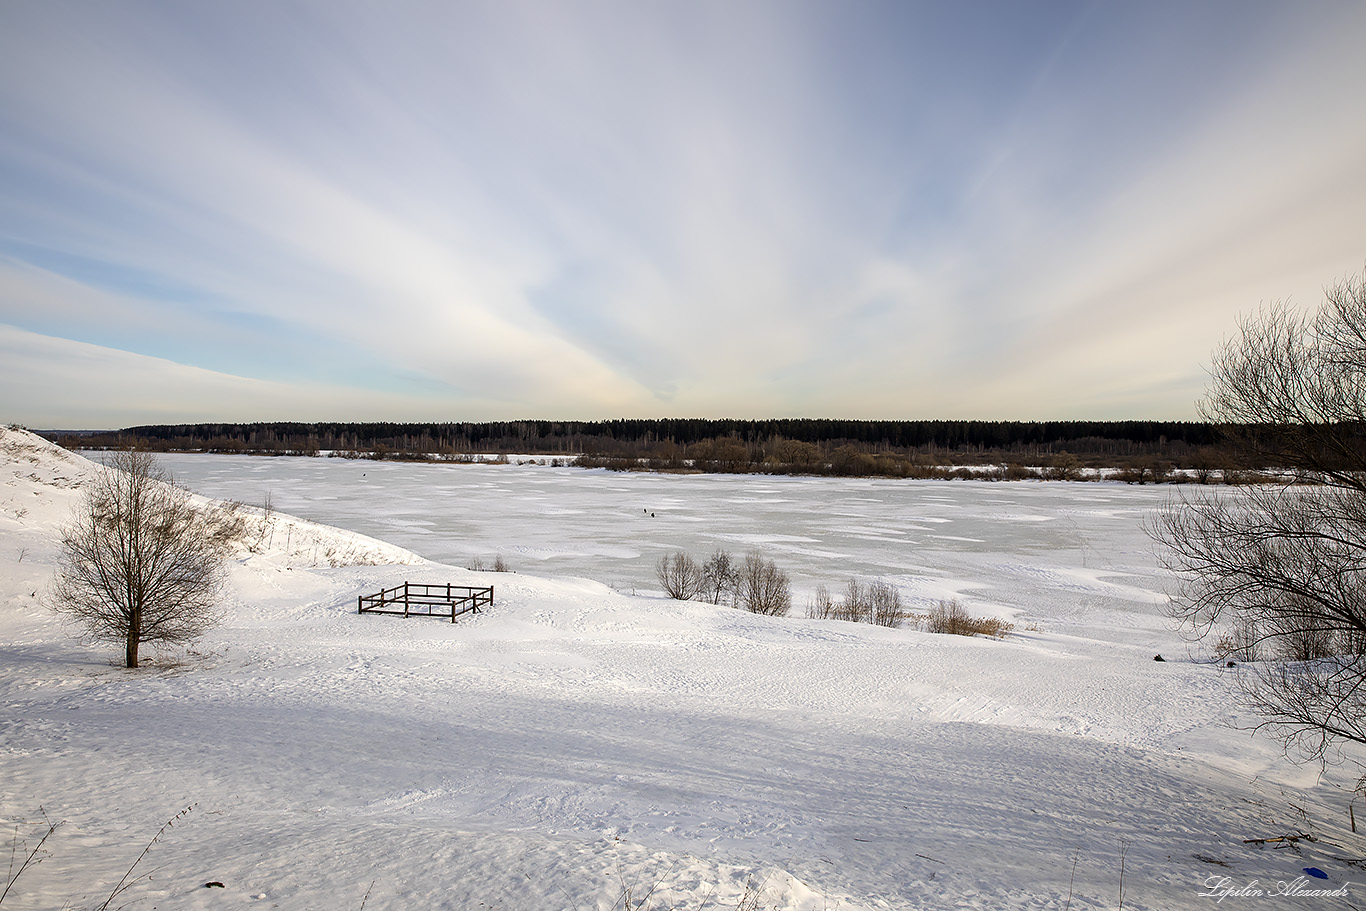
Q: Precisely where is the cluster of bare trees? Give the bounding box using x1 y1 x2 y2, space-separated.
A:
466 554 514 573
808 586 1012 636
655 549 791 616
657 553 1017 639
659 550 991 636
1154 267 1366 760
807 579 905 627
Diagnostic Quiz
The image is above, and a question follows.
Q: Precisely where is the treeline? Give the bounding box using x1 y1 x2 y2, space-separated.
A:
38 417 1257 482
54 418 1219 460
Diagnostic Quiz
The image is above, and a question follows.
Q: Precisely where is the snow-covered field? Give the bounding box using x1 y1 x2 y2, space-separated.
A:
3 428 1363 910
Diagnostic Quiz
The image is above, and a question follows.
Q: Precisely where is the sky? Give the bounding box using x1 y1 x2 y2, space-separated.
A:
1 1 1364 429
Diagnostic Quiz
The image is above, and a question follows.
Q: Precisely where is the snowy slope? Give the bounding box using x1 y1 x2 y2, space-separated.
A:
2 427 1363 910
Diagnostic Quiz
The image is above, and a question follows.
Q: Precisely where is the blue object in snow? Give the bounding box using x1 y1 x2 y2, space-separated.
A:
1303 867 1329 879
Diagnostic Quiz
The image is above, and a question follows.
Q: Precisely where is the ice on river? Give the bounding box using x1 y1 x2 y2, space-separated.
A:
159 454 1173 642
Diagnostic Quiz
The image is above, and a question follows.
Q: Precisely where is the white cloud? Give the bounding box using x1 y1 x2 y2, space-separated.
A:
1 2 1364 424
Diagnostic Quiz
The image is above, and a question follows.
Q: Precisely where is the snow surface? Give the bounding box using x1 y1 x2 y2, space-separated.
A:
3 428 1364 910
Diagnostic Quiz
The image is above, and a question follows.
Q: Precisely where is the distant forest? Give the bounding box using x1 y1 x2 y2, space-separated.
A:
45 419 1249 482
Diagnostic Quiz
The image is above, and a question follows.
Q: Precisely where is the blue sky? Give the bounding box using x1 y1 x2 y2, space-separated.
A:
2 0 1364 428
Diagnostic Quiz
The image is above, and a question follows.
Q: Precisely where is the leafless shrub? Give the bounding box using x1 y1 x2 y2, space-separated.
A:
51 450 230 668
1001 462 1038 481
735 553 790 616
466 555 512 572
1266 597 1339 661
834 579 871 623
867 579 905 627
700 549 739 605
1041 452 1083 481
924 599 971 635
1114 459 1174 484
656 551 702 600
806 584 836 619
244 491 276 553
924 600 1013 638
201 499 250 549
1213 616 1261 663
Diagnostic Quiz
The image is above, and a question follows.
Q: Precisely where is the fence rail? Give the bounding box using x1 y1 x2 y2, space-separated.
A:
357 581 493 622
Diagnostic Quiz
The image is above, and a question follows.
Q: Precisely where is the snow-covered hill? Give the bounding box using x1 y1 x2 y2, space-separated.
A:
1 426 1361 909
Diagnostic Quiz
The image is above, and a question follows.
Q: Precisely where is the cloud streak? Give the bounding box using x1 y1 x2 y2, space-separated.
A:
1 0 1364 427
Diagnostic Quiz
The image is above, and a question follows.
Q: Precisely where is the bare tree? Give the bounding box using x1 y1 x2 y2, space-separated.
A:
806 584 836 619
925 599 970 635
699 549 738 605
835 579 871 623
1152 268 1366 760
867 579 905 628
52 450 233 668
735 553 790 616
656 551 702 600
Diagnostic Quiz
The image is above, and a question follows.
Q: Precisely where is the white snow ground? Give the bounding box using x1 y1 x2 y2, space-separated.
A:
2 427 1364 910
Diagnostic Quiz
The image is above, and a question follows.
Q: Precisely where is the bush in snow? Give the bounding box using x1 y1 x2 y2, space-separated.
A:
467 555 514 572
923 600 1013 639
806 584 836 619
699 549 739 605
735 552 791 617
656 551 703 600
866 579 905 627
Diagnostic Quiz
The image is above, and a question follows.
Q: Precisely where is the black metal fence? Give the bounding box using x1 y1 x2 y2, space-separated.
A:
357 582 493 622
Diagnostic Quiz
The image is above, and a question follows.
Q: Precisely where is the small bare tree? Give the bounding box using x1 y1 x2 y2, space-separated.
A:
700 549 739 605
806 584 836 619
656 551 702 600
735 552 790 616
925 599 974 635
1213 615 1261 663
1153 268 1366 760
52 450 232 668
867 579 905 628
835 578 871 623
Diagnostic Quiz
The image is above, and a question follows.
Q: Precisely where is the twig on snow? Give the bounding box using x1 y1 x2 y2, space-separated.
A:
97 805 195 911
1 810 60 906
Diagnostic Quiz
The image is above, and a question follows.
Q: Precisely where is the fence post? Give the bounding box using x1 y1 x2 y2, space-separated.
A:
403 580 409 617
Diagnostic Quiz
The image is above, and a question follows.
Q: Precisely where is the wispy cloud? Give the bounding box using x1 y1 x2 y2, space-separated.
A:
1 0 1363 426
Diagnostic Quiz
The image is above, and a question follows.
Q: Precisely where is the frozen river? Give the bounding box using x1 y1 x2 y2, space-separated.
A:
161 454 1183 643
